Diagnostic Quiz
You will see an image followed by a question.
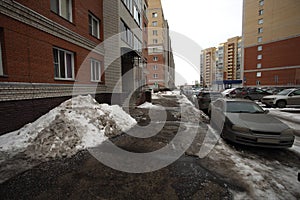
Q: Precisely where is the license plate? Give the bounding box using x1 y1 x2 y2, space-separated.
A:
257 138 280 144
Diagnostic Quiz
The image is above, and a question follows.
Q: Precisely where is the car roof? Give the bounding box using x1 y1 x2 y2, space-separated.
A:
216 98 253 103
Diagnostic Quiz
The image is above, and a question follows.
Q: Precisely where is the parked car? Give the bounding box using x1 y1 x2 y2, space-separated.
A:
208 98 295 148
195 91 222 112
235 87 272 101
261 88 300 108
221 87 244 98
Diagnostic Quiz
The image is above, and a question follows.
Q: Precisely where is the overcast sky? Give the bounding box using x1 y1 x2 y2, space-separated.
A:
160 0 243 86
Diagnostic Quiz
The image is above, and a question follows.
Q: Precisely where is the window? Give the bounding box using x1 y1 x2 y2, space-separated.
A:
153 65 158 70
153 30 158 35
258 36 262 43
152 12 158 18
153 74 158 78
257 54 262 60
257 45 263 51
53 47 75 80
89 13 100 39
259 9 264 15
257 63 262 68
153 56 158 61
258 27 263 34
256 72 262 77
0 30 3 76
120 20 133 47
259 0 264 6
91 59 101 82
134 36 142 52
153 39 158 44
258 18 264 24
122 0 133 14
152 21 158 27
133 5 141 26
50 0 72 22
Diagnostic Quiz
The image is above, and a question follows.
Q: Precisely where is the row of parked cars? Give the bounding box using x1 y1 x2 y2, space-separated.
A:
185 87 299 148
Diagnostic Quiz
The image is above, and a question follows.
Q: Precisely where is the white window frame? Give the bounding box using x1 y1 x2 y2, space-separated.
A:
90 59 101 82
0 41 3 76
259 0 264 6
153 56 158 61
257 45 263 51
257 54 262 60
258 36 262 43
153 65 158 70
120 20 133 47
258 27 263 34
258 18 264 25
50 0 73 22
153 73 158 79
153 30 158 36
152 12 158 18
152 21 158 27
257 63 262 68
257 72 262 77
53 47 75 80
259 9 264 15
153 39 158 44
89 13 100 39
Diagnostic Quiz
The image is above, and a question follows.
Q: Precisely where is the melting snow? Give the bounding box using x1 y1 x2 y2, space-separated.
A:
0 95 137 161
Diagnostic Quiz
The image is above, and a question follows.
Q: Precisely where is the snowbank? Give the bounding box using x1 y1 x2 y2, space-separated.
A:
0 95 137 160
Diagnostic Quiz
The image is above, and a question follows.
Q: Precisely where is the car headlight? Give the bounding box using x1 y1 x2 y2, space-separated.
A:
232 125 250 133
281 128 294 137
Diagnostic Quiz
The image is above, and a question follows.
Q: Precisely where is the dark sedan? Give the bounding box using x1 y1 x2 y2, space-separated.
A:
195 91 222 113
209 99 295 148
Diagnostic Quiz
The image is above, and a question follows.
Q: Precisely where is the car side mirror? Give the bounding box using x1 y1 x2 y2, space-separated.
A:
264 110 269 114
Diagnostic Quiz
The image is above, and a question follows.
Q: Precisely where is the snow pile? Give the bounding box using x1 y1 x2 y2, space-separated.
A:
137 102 165 110
0 95 137 161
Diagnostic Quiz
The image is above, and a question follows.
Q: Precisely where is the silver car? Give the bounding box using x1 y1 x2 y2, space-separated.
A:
261 88 300 108
209 99 295 148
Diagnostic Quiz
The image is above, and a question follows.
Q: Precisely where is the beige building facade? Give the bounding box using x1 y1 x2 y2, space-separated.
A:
243 0 300 86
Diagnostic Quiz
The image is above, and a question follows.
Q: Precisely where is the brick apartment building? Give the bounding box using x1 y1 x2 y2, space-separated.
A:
0 0 148 135
243 0 300 86
200 47 216 88
146 0 175 90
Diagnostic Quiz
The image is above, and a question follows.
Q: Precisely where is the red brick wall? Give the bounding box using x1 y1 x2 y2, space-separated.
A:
244 36 300 86
14 0 104 43
0 0 104 84
147 54 165 86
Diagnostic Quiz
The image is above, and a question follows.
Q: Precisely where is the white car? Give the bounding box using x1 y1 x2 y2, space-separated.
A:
261 88 300 108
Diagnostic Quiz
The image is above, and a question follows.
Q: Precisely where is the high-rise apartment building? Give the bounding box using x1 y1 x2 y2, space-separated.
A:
146 0 175 90
243 0 300 86
200 47 216 88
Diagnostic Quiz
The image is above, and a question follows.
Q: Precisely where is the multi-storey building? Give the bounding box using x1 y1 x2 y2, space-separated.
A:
243 0 300 86
200 47 216 88
0 0 106 134
224 36 242 81
104 0 145 97
146 0 175 90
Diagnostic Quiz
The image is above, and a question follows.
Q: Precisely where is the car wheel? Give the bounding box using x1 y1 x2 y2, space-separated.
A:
276 100 286 108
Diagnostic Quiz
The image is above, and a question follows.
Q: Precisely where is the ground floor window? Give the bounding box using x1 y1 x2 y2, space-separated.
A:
53 47 75 80
0 41 3 76
91 59 101 82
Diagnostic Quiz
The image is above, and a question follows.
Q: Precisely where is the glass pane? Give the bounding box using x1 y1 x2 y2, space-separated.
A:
91 61 95 80
59 51 65 78
60 0 71 20
92 19 98 37
50 0 59 13
89 16 93 35
96 62 100 81
0 42 4 75
66 53 72 78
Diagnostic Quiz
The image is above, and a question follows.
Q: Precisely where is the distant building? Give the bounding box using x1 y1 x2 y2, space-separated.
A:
243 0 300 86
200 47 216 89
146 0 175 90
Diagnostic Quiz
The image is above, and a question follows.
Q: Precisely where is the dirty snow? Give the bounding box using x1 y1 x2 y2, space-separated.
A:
0 95 137 161
137 102 165 110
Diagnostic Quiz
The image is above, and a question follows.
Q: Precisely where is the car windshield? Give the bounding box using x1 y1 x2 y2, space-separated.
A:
277 89 293 95
226 101 265 113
